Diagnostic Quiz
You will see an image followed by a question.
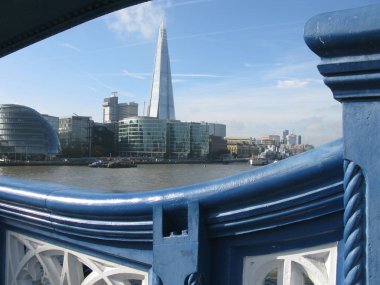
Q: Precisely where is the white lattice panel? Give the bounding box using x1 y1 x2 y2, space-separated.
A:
6 231 148 285
243 243 337 285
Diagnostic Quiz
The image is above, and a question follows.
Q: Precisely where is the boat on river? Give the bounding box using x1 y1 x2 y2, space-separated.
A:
88 160 137 168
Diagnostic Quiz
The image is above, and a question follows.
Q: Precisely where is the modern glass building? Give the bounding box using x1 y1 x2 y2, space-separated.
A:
91 123 116 157
119 118 211 160
147 22 175 120
190 122 209 159
0 104 60 160
167 121 190 159
58 116 92 157
119 117 167 159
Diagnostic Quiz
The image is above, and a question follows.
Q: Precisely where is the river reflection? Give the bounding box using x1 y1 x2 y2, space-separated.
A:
0 163 256 193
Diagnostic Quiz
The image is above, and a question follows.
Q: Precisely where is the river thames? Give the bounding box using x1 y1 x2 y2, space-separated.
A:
0 163 256 193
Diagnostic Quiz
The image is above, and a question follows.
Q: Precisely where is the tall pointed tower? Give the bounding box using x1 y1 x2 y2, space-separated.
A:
148 22 175 120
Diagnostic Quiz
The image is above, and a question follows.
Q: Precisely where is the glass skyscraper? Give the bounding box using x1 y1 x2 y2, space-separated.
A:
0 104 60 159
147 22 175 120
117 23 215 160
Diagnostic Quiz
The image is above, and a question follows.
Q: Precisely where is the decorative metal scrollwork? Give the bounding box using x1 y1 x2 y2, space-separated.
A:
186 272 203 285
6 231 148 285
343 160 366 285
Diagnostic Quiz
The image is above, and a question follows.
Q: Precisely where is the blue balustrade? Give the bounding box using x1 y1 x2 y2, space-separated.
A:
0 140 344 284
0 2 379 285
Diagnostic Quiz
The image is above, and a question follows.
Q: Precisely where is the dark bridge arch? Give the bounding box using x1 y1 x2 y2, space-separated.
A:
0 0 147 58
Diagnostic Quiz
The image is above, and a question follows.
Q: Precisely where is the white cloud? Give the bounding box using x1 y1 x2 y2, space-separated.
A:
107 2 166 39
122 69 148 80
173 75 341 146
60 43 82 52
276 79 309 89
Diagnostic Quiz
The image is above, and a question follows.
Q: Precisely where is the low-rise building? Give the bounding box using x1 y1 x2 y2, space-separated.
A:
225 136 258 158
91 123 116 157
209 135 228 160
190 122 209 159
118 118 210 160
119 117 167 159
260 135 281 146
167 121 190 160
207 123 226 138
59 116 92 157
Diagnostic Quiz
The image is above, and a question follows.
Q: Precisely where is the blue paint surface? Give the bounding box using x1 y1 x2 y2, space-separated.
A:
305 3 380 284
0 140 344 284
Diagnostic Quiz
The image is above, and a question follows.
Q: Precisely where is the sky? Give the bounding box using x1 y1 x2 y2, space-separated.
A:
0 0 378 146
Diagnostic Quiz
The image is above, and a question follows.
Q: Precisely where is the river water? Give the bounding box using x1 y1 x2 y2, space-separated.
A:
0 163 256 193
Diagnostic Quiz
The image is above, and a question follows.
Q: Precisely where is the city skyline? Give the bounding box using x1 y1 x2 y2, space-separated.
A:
0 0 377 146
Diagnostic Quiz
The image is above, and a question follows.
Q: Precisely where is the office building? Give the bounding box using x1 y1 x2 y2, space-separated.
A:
91 123 116 157
190 122 209 159
207 123 226 138
261 135 281 146
119 118 210 159
282 130 289 144
167 121 190 159
225 136 258 158
103 92 119 123
209 135 228 160
59 116 92 157
104 122 119 156
225 137 255 145
147 22 175 120
103 92 138 123
286 133 297 146
118 102 138 121
0 104 60 159
119 117 167 159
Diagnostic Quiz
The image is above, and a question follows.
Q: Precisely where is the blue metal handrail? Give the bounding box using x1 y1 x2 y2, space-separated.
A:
0 140 343 242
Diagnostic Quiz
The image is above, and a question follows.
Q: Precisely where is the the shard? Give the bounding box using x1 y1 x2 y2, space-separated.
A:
148 22 175 120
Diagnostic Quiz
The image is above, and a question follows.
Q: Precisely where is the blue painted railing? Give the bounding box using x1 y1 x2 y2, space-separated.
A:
1 3 380 285
0 140 344 284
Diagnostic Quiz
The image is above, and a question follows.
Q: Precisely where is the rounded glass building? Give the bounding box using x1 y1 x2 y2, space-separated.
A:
119 117 167 159
0 104 60 160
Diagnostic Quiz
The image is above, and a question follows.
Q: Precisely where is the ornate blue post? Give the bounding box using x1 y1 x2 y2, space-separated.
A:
305 4 380 284
152 203 208 285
